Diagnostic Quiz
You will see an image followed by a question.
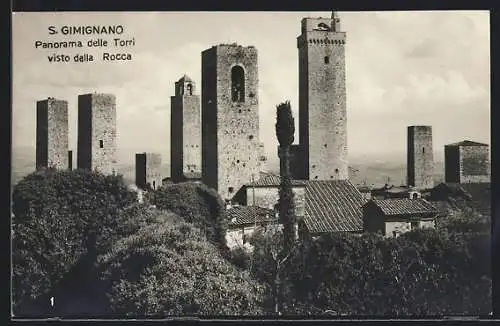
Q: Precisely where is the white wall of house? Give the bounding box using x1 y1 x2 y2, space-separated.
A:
245 186 305 217
385 219 435 237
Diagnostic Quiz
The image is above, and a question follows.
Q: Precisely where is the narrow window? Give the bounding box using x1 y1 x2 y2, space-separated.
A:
422 147 425 154
324 56 330 64
152 181 156 190
228 187 234 193
335 168 339 174
187 83 193 95
99 140 104 148
231 65 245 102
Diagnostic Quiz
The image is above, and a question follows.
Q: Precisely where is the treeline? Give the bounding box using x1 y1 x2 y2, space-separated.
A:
11 169 491 317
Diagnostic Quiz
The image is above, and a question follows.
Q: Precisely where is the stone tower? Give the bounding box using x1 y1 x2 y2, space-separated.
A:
135 152 162 190
407 126 434 189
202 43 266 201
170 75 201 182
77 93 117 175
296 12 348 181
444 140 490 184
36 97 69 170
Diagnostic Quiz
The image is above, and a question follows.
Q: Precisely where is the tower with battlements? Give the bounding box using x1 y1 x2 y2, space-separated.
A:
77 93 117 175
36 97 69 170
201 43 266 201
296 12 348 181
407 125 434 189
170 75 202 182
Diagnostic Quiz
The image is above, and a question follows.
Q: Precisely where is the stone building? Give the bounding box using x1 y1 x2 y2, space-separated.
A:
444 140 490 184
201 43 266 201
294 12 348 181
362 198 438 237
135 152 162 190
77 93 117 175
407 125 434 189
232 172 306 218
36 97 69 170
170 75 202 183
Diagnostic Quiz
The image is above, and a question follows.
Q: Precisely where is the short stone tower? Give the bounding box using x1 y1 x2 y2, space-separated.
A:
444 140 490 183
77 93 117 175
407 126 434 189
296 12 348 181
170 75 201 182
135 152 162 190
36 97 69 170
201 43 266 201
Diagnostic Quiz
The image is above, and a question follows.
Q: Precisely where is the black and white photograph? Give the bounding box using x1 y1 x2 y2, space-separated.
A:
11 10 491 318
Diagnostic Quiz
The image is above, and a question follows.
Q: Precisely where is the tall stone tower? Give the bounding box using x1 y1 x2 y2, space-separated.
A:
297 12 348 181
202 43 266 201
77 93 117 175
135 152 162 190
36 97 69 170
407 125 434 189
170 75 201 182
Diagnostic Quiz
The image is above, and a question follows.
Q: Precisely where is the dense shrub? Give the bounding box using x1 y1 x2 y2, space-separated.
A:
250 229 491 316
12 169 137 313
98 217 265 316
145 182 227 249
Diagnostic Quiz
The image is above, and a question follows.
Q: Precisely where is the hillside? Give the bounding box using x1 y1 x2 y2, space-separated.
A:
11 147 444 189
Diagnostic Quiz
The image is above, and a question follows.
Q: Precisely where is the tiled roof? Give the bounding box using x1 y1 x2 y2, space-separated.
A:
446 140 488 147
370 199 438 216
303 180 365 233
227 206 277 227
183 172 202 180
246 172 306 187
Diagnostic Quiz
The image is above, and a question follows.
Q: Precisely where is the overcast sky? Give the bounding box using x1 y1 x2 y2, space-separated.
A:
12 11 490 166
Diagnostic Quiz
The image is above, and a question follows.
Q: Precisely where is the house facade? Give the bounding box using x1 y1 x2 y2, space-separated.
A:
362 198 439 237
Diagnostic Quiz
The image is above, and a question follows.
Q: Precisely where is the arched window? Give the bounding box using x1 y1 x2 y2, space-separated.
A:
186 84 193 95
231 65 245 102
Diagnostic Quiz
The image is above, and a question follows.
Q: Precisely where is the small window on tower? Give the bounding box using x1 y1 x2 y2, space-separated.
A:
324 56 330 64
422 147 425 154
335 168 339 174
99 140 104 148
228 187 234 193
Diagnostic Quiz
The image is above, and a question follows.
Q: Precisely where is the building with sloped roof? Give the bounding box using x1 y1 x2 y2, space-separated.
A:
300 180 366 236
362 198 439 237
444 140 490 184
225 205 278 250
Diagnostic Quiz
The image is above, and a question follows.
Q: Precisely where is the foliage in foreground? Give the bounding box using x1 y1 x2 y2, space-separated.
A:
145 182 228 251
12 168 137 312
249 228 491 316
99 218 265 316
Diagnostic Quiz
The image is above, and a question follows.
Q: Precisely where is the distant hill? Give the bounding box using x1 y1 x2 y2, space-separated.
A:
11 147 444 189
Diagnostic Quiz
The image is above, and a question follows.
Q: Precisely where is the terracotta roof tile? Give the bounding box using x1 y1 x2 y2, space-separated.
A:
227 206 277 227
446 140 489 147
370 199 438 216
246 172 306 187
303 180 365 233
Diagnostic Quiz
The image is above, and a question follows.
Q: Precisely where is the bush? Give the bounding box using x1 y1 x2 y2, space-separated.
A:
145 182 227 250
12 168 137 314
98 216 265 316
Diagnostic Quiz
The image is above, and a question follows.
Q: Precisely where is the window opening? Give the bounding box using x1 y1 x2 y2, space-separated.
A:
99 140 103 148
231 66 245 102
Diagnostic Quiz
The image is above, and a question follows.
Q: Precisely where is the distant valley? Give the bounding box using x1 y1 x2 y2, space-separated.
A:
11 146 444 189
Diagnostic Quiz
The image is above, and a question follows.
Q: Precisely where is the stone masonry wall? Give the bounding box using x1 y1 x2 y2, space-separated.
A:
298 17 348 181
36 98 68 170
245 186 305 217
460 145 490 183
203 44 264 201
407 126 434 189
77 93 117 175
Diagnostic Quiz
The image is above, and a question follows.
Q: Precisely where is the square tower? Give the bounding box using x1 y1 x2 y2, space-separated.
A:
77 93 117 175
297 12 348 181
170 75 201 182
135 152 162 190
36 98 69 170
444 140 490 183
202 44 266 201
407 126 434 189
